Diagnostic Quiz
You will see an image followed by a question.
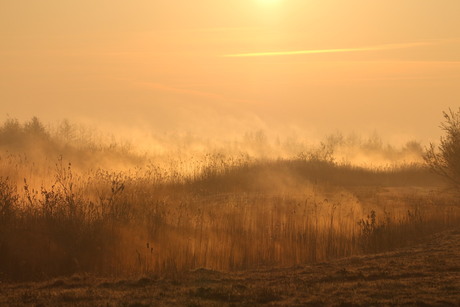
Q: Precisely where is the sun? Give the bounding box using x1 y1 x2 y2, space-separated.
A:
257 0 281 4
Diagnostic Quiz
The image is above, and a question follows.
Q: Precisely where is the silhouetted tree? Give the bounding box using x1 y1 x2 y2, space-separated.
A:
0 118 20 144
424 108 460 188
24 116 48 138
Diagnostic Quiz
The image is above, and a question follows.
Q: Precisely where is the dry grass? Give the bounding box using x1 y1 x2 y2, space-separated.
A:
0 117 459 282
1 228 459 306
0 153 458 282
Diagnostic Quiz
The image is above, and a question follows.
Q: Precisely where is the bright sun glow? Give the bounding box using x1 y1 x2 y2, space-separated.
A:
257 0 281 5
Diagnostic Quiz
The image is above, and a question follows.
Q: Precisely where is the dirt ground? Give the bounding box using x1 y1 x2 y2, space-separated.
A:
1 228 459 307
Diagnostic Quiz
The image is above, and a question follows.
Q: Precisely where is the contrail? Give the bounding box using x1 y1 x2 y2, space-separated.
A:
223 42 431 58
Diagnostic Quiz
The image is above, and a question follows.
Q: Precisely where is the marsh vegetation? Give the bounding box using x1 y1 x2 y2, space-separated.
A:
0 116 459 283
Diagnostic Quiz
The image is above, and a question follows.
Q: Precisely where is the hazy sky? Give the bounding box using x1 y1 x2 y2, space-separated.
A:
1 0 460 143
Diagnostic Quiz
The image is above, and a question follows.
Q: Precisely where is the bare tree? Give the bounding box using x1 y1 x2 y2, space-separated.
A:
424 108 460 188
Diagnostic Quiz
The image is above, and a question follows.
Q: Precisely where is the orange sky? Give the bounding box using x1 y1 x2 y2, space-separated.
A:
1 0 460 143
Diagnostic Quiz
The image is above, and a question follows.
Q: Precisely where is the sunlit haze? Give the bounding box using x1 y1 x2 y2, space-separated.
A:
2 1 460 299
2 0 460 144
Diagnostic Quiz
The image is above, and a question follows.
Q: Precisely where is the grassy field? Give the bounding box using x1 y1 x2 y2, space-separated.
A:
1 228 459 306
2 156 458 279
1 118 459 305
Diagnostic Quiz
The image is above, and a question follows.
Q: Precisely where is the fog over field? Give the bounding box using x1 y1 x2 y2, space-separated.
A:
1 1 460 306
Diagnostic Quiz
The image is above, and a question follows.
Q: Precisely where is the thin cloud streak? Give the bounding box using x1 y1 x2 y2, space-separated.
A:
223 42 432 58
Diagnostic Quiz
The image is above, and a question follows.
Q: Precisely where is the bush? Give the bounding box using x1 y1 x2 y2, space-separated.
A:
424 108 460 189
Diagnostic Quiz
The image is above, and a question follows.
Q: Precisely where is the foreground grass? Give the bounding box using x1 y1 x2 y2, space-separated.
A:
1 228 459 306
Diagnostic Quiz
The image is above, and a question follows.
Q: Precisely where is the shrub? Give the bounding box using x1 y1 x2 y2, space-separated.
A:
424 108 460 189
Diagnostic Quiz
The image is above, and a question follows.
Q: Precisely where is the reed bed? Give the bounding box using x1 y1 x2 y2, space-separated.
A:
0 117 458 280
1 152 458 281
